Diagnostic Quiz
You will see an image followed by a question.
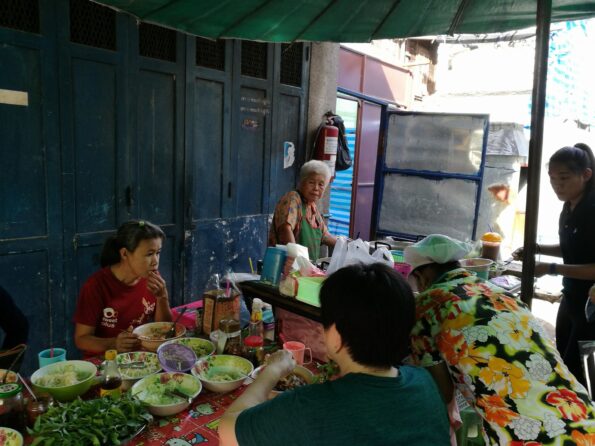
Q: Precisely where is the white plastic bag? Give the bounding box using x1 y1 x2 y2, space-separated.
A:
326 236 349 275
327 237 394 275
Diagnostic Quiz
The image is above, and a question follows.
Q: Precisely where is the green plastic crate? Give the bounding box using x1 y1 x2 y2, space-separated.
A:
295 276 325 307
391 250 404 263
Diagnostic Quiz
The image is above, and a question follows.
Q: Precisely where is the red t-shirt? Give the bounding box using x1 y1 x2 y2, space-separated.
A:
73 267 157 346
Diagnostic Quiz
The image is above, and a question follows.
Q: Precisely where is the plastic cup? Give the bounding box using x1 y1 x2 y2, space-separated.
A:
459 258 493 281
261 247 287 286
38 348 66 368
283 341 312 365
480 241 500 262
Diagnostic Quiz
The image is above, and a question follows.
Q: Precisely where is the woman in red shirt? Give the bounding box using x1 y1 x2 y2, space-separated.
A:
74 220 172 355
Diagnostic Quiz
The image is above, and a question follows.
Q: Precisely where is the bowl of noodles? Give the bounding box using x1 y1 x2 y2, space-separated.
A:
31 360 97 402
251 365 314 398
191 355 253 393
132 322 186 352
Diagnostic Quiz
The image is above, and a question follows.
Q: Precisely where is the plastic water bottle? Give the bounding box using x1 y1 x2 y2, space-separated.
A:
262 303 275 341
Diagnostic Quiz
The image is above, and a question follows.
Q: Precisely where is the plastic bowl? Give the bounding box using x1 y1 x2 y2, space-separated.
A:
251 365 314 399
0 427 23 446
156 343 197 373
131 372 201 417
31 360 97 402
191 355 253 393
0 369 18 383
132 322 186 352
161 337 215 360
460 258 494 280
116 351 161 390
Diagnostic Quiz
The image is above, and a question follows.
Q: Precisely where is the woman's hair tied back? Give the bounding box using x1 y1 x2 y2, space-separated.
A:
99 219 164 267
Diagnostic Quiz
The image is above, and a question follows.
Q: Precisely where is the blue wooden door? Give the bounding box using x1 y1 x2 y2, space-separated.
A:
1 1 310 373
0 1 64 373
56 0 132 358
134 24 186 305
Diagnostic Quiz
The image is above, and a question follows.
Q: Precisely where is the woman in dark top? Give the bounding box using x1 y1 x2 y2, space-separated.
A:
0 285 28 371
514 143 595 385
0 285 28 350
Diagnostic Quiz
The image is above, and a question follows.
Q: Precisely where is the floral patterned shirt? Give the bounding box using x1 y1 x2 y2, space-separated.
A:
410 268 595 446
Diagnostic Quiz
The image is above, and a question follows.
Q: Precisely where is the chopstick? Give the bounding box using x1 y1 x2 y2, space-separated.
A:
1 345 27 384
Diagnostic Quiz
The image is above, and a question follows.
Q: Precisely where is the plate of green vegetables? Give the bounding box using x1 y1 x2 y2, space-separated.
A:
28 394 153 446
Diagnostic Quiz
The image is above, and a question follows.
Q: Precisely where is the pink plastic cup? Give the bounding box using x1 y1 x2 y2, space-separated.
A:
283 341 312 365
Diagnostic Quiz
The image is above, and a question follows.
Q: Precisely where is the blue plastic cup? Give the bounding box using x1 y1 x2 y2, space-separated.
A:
38 348 66 368
261 247 287 286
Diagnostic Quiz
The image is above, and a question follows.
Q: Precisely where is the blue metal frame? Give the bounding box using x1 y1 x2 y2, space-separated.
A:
337 86 396 107
372 110 489 241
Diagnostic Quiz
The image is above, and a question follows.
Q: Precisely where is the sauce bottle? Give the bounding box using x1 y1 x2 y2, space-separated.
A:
220 319 242 356
100 349 122 399
249 298 264 338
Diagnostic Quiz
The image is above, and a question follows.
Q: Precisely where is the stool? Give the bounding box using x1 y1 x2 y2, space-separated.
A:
455 407 485 446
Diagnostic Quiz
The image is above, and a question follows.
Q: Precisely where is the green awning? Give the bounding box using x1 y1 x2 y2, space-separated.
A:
94 0 595 42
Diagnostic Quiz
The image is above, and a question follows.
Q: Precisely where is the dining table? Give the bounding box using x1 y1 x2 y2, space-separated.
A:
22 380 247 446
124 384 247 446
22 295 322 446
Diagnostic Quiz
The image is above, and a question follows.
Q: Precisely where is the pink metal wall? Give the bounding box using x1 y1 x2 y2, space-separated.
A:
338 48 413 106
351 102 382 239
338 47 413 239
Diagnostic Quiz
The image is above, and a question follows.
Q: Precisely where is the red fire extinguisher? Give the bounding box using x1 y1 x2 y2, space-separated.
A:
313 123 338 178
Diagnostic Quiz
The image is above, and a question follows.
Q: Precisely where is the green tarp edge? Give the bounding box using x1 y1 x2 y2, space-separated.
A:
93 0 595 42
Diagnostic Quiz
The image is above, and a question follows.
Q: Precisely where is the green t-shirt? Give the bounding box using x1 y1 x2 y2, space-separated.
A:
236 365 450 446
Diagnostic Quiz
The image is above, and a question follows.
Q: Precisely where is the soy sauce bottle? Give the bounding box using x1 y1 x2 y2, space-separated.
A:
100 349 122 399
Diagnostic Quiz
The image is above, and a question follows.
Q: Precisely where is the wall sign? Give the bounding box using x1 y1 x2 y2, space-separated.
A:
0 89 28 106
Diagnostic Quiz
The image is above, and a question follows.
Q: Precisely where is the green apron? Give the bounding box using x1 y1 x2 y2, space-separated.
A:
298 203 323 261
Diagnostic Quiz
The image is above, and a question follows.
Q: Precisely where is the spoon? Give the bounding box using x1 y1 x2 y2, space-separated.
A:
166 307 187 339
118 362 146 369
18 373 37 401
165 388 194 404
206 366 253 382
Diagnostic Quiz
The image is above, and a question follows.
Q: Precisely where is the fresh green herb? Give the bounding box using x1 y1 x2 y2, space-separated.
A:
313 360 340 384
28 394 152 446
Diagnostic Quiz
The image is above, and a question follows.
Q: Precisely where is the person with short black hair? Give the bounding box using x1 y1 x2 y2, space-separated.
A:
219 263 450 446
73 220 172 356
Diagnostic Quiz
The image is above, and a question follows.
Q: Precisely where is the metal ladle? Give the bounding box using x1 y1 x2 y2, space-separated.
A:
165 307 187 339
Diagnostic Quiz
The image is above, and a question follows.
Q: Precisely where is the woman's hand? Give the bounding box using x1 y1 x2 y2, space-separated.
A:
115 327 140 352
263 350 296 380
511 246 524 261
147 270 168 300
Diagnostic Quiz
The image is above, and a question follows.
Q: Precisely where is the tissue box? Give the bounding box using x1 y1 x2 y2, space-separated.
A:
295 276 325 307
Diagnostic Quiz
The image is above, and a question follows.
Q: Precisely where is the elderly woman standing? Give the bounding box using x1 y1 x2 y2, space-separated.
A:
269 160 336 261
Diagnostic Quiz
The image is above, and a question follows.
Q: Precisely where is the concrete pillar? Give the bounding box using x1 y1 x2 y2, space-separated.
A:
306 42 340 155
305 42 340 254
